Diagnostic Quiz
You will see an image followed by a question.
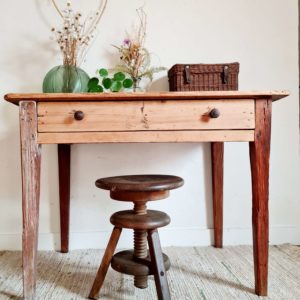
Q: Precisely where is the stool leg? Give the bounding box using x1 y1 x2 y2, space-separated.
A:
147 229 171 300
89 227 122 300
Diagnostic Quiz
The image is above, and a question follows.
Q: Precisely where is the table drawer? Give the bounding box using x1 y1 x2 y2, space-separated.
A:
38 100 255 132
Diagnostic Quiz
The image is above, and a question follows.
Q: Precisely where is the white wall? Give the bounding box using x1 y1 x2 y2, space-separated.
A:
0 0 299 250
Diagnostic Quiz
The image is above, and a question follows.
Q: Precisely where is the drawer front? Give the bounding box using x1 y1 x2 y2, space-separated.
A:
38 100 255 132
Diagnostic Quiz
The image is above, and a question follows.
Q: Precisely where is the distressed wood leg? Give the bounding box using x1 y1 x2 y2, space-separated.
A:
89 227 122 300
211 142 224 248
147 229 171 300
20 101 42 300
58 144 71 253
249 98 272 296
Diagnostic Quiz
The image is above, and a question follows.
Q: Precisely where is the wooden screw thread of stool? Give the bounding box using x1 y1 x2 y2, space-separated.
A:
133 203 148 289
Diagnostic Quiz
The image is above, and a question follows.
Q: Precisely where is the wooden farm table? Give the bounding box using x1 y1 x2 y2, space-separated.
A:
4 91 289 299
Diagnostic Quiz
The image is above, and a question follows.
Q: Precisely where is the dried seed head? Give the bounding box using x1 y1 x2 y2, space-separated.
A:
51 0 107 66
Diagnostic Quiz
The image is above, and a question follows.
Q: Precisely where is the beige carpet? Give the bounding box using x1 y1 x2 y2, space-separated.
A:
0 245 299 300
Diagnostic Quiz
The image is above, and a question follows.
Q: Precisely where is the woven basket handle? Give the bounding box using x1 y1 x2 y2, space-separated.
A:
184 64 230 85
222 66 229 84
184 65 191 84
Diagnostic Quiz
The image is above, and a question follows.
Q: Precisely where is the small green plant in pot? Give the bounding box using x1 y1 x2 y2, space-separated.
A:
88 68 134 92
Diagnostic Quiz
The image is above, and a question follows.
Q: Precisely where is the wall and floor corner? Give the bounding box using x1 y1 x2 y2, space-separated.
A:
0 0 299 251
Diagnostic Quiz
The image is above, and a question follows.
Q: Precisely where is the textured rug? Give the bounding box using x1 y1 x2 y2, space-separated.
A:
0 245 299 300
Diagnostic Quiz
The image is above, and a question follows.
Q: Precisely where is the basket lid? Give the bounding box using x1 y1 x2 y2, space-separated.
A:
168 62 239 76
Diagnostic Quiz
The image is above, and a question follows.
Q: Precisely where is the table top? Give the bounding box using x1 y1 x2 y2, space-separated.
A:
4 91 290 105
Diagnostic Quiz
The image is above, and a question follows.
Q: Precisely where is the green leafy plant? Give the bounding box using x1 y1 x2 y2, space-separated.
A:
88 68 134 92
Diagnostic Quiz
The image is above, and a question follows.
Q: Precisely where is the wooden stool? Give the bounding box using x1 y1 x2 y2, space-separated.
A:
89 175 184 300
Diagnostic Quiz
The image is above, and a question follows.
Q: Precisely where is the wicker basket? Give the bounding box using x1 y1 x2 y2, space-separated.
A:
168 63 239 91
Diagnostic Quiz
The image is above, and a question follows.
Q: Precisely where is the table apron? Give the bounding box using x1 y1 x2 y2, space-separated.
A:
37 130 255 144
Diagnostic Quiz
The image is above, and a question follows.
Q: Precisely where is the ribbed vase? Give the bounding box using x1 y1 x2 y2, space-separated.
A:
43 65 90 93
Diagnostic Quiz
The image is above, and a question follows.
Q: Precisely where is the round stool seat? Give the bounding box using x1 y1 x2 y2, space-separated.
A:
110 210 170 230
111 250 171 277
96 174 184 192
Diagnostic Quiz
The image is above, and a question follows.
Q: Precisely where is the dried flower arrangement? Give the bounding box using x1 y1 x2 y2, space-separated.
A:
51 0 107 66
43 0 107 93
113 7 166 91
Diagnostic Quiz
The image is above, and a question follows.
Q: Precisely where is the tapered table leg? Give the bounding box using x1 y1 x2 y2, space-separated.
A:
58 144 71 253
20 101 42 300
211 142 224 248
249 98 272 296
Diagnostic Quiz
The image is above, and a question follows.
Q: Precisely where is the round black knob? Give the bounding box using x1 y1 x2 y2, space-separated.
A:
209 108 220 119
74 111 84 121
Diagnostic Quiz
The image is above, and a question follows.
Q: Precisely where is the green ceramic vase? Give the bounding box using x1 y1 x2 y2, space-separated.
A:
43 65 90 93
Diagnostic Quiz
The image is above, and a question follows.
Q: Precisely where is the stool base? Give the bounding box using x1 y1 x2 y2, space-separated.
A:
89 228 171 300
111 250 171 277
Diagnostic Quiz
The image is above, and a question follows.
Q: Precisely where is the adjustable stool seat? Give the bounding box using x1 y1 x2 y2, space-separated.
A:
89 175 184 300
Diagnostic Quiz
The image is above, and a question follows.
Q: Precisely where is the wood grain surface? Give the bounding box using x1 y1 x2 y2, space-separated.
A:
37 130 254 144
211 142 224 248
58 144 71 253
249 98 272 296
5 90 289 105
89 227 122 299
37 100 255 132
19 101 42 300
148 229 171 300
